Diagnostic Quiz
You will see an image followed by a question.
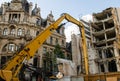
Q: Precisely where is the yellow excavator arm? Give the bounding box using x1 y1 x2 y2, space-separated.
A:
0 13 88 81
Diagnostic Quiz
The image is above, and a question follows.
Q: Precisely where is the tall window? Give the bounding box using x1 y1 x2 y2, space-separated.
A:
3 28 8 35
50 37 53 44
62 40 64 46
43 47 47 54
17 28 22 36
10 29 15 35
56 38 58 44
8 44 15 52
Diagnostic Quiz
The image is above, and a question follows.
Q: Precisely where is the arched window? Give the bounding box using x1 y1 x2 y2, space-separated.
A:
3 28 8 35
2 43 18 52
10 28 15 35
2 44 7 52
17 28 22 36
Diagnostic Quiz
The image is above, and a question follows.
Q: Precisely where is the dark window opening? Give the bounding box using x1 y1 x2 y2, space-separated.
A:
105 49 113 58
56 29 60 33
56 38 58 44
105 20 114 29
25 3 29 13
36 19 41 26
106 29 116 39
98 50 102 58
13 14 17 19
33 57 38 67
9 14 11 21
100 64 105 72
36 31 39 36
50 37 53 44
108 60 117 72
1 56 6 67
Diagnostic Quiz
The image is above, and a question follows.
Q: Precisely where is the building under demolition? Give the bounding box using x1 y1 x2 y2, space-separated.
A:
71 7 120 75
91 7 120 73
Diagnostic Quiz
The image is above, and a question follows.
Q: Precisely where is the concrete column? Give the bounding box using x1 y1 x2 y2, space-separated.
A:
114 44 120 71
102 50 108 72
114 44 119 57
103 22 108 46
104 61 109 72
98 62 101 73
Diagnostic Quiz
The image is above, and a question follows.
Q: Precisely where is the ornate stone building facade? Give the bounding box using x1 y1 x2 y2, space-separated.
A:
0 0 66 69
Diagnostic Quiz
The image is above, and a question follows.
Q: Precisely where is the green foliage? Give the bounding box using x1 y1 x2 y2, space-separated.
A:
43 44 65 74
54 44 65 58
44 51 58 73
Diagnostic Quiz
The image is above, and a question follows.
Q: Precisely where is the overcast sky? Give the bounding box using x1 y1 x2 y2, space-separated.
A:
0 0 120 42
0 0 120 19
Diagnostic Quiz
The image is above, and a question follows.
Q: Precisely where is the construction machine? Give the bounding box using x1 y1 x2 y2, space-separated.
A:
0 13 88 81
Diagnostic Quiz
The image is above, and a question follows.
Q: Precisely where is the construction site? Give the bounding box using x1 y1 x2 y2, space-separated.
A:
0 0 120 81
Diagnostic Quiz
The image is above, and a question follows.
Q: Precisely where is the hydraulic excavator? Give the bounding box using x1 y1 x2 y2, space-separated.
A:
0 13 88 81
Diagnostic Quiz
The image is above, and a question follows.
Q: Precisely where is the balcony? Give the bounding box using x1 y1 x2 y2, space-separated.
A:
8 20 19 24
8 34 16 40
0 34 25 40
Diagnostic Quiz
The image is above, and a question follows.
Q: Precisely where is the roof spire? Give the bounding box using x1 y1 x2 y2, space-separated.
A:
35 4 37 8
50 10 52 14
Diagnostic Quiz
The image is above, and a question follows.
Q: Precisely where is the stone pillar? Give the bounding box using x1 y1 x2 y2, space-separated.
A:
29 2 33 16
5 13 9 22
2 4 5 15
39 48 43 67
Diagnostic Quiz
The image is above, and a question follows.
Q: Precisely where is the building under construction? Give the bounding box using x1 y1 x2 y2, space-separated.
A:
91 7 120 73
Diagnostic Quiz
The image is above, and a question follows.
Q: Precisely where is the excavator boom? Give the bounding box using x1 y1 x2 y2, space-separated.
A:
0 13 88 81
